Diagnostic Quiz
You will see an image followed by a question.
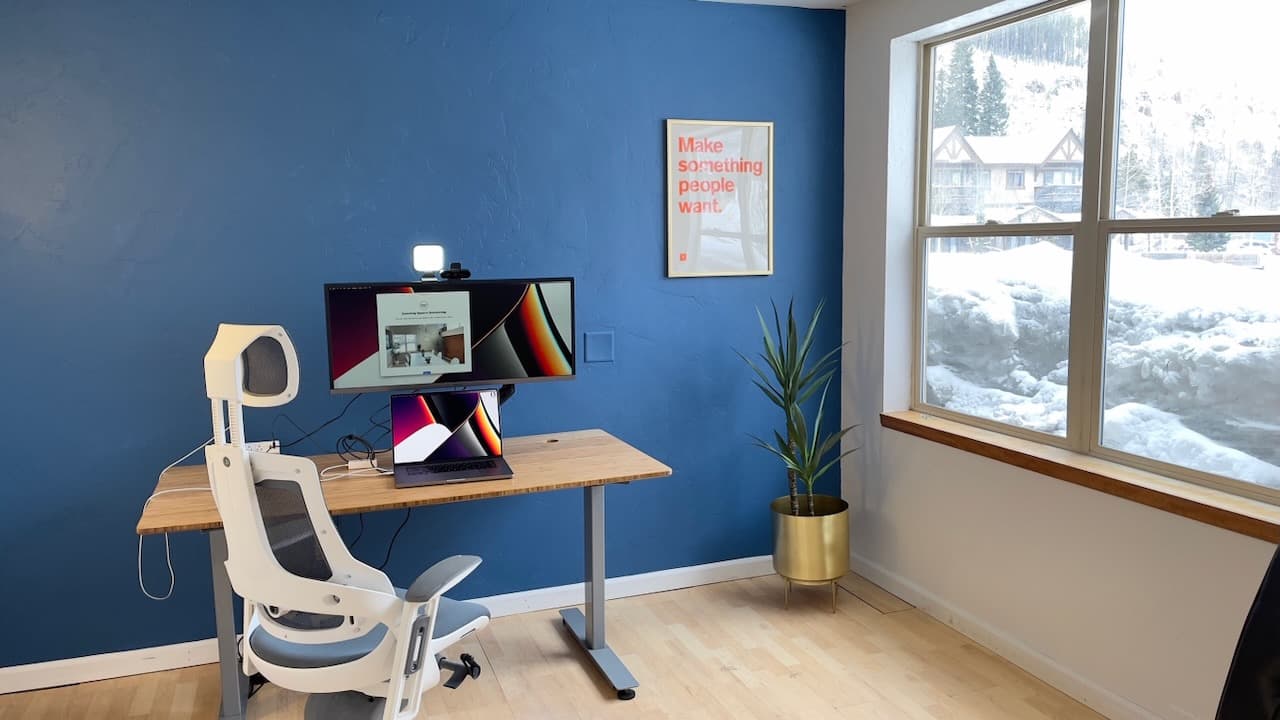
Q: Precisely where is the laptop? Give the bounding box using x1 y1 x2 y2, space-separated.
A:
390 389 514 488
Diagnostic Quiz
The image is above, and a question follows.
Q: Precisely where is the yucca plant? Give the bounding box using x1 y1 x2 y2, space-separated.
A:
737 300 853 516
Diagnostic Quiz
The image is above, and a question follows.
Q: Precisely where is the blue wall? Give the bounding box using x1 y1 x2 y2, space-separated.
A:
0 0 844 666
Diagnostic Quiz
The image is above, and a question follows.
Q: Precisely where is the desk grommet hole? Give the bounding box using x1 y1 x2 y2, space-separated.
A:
546 438 559 443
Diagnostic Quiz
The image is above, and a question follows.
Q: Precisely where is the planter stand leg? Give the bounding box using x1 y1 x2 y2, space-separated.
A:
783 578 790 609
831 580 837 613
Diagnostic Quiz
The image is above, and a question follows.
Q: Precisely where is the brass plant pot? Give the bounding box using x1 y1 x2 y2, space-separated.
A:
771 495 849 611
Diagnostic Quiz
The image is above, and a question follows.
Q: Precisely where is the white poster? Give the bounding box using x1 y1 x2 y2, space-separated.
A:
375 291 473 377
666 119 773 277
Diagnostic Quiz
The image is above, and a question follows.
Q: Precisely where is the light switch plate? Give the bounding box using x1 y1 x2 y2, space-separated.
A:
584 331 615 363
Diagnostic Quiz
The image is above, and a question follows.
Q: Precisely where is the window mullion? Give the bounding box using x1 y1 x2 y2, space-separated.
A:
1065 0 1116 454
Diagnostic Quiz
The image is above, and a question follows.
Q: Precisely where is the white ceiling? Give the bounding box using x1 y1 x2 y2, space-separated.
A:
698 0 849 9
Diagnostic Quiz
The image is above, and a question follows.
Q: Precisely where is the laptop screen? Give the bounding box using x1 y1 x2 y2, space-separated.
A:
391 390 502 465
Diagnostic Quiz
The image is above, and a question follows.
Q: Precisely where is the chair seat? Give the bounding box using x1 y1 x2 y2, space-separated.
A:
250 597 490 669
428 596 490 639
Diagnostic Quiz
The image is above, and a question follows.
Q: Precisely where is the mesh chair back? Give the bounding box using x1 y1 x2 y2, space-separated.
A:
241 336 290 396
255 479 333 581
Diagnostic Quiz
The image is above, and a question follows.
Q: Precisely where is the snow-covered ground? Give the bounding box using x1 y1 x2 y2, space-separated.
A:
926 242 1280 487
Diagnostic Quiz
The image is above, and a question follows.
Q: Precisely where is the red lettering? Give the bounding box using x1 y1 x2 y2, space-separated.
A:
676 136 725 153
677 199 725 214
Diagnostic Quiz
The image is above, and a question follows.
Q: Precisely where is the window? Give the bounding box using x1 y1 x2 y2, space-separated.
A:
916 0 1280 500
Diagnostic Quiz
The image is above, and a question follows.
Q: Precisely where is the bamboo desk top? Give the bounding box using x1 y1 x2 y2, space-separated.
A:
136 428 672 535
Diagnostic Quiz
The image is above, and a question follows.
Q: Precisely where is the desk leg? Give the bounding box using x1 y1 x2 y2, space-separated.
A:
209 529 248 720
559 484 639 700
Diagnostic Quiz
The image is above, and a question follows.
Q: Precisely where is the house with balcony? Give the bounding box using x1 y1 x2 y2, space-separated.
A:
931 125 1084 223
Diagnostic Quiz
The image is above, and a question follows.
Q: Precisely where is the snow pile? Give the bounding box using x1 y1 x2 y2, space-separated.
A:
1104 404 1280 488
926 242 1280 485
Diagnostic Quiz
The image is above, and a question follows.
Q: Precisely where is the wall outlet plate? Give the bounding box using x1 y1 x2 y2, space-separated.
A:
245 440 280 454
584 330 615 363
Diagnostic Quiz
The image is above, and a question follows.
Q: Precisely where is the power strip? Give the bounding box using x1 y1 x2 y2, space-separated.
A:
244 440 281 454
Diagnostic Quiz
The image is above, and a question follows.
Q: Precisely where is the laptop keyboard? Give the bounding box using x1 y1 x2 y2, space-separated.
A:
405 459 497 475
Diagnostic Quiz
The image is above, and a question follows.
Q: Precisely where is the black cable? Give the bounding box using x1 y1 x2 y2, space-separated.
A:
277 393 363 450
367 403 390 434
377 509 413 570
336 433 376 462
349 513 365 548
369 427 391 454
247 673 268 698
271 413 315 452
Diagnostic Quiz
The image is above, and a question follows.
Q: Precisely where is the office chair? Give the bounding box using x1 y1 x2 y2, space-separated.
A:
1217 543 1280 719
202 324 490 720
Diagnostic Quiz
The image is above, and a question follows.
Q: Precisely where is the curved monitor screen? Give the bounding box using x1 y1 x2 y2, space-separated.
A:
325 278 574 393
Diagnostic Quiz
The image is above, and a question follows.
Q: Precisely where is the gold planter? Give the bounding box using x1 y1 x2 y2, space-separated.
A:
771 495 849 611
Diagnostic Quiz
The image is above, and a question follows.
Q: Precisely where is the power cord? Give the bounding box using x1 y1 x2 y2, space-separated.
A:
318 462 393 482
377 509 413 570
138 430 226 601
348 514 366 548
275 393 363 452
336 433 376 463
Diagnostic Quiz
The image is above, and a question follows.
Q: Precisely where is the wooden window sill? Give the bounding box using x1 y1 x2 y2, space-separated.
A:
881 410 1280 543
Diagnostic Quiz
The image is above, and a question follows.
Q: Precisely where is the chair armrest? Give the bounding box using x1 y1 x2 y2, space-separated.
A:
405 555 481 603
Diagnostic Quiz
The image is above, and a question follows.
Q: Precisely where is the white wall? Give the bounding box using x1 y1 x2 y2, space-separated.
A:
839 1 1276 718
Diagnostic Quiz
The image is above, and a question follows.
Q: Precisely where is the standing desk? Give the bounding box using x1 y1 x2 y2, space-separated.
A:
135 428 672 719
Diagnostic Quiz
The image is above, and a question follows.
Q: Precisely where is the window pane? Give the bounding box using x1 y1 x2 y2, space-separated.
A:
1115 1 1280 219
924 237 1073 436
1102 235 1280 486
927 3 1090 226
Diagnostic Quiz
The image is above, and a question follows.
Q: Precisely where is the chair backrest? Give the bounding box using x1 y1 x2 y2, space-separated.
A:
1217 543 1280 720
202 322 399 642
206 446 399 640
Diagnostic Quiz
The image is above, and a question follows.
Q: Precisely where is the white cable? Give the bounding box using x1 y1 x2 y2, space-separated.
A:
138 430 225 601
140 434 389 600
319 462 393 481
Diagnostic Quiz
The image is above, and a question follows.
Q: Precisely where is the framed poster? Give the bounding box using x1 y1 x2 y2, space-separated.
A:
666 119 773 277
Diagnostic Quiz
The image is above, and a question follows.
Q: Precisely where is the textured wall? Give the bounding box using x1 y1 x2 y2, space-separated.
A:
0 0 844 665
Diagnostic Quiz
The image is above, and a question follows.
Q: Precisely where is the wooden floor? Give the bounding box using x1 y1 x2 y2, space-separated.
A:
0 576 1102 719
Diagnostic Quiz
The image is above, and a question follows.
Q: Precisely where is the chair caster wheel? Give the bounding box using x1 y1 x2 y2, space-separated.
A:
617 688 636 701
460 653 481 679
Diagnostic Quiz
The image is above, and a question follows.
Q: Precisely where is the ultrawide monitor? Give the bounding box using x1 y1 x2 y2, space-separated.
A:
325 278 574 393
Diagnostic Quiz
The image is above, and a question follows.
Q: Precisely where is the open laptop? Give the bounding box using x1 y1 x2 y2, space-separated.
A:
390 389 513 488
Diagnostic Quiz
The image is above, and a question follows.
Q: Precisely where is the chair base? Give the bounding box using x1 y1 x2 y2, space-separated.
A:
438 653 482 689
303 692 385 720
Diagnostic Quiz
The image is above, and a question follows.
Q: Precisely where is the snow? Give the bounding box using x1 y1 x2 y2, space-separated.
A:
927 243 1280 486
1103 404 1280 488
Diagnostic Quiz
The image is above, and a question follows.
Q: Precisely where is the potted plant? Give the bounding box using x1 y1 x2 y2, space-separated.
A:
739 300 855 611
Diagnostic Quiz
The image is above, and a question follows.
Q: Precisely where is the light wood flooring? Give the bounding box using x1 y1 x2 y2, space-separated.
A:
0 575 1102 719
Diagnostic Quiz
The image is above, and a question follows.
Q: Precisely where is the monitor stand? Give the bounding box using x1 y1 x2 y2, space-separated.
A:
498 383 516 406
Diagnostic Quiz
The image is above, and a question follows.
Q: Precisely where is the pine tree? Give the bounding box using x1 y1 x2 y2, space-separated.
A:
933 66 952 127
940 43 980 134
976 55 1009 135
1187 143 1228 252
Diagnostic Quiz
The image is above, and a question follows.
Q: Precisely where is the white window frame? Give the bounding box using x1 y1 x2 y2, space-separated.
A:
911 0 1280 504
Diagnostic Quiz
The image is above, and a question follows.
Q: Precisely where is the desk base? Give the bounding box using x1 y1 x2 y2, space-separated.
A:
560 608 638 699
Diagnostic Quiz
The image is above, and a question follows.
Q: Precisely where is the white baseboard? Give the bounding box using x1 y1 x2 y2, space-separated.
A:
473 555 774 617
0 555 773 696
850 553 1159 720
0 638 221 696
